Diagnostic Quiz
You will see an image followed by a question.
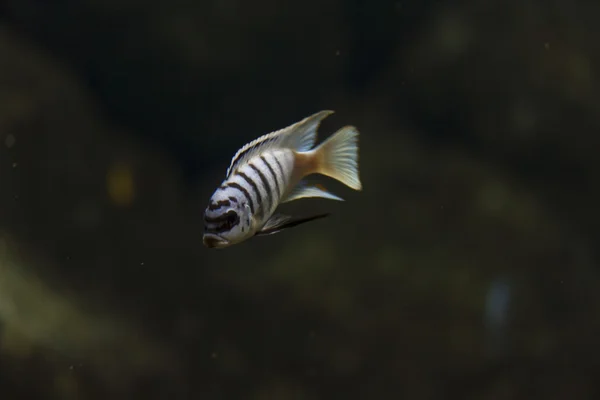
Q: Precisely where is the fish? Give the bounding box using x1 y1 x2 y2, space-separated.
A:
202 110 361 249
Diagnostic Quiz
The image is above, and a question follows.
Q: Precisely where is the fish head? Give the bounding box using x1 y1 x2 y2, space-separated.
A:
202 190 254 249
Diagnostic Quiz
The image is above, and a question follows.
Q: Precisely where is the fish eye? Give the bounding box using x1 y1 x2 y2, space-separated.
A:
227 210 238 222
222 210 239 230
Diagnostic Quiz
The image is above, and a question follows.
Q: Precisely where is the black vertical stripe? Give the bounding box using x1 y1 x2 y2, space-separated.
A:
249 162 272 211
260 155 281 198
227 136 277 178
222 182 254 213
273 155 287 186
237 171 263 214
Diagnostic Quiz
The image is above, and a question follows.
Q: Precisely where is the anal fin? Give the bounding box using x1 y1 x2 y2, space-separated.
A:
281 181 344 203
255 213 330 236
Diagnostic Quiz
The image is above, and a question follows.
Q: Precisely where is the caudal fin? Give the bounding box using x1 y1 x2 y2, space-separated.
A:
313 126 362 190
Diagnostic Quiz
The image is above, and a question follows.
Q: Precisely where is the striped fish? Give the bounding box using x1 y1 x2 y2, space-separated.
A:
202 110 361 249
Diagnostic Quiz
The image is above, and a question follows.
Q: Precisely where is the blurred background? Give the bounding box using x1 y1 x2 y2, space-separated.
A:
0 0 599 399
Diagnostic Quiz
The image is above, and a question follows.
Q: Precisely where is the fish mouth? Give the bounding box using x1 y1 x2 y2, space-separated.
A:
202 233 230 249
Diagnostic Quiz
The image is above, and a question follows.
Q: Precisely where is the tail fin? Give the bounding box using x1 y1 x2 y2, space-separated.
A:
312 126 362 190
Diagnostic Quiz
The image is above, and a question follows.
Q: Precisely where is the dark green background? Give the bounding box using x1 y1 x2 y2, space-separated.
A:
0 0 599 398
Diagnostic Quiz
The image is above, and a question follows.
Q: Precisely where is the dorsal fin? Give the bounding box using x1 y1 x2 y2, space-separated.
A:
225 110 334 178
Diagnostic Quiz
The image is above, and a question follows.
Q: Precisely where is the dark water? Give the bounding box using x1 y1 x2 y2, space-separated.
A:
0 1 599 399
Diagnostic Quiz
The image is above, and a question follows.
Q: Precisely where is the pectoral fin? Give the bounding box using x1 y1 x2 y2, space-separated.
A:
281 181 344 203
255 212 331 236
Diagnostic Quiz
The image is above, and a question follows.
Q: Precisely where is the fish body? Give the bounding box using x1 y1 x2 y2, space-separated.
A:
203 110 361 249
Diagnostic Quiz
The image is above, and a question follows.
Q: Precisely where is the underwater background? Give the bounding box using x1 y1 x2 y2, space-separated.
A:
0 0 599 399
